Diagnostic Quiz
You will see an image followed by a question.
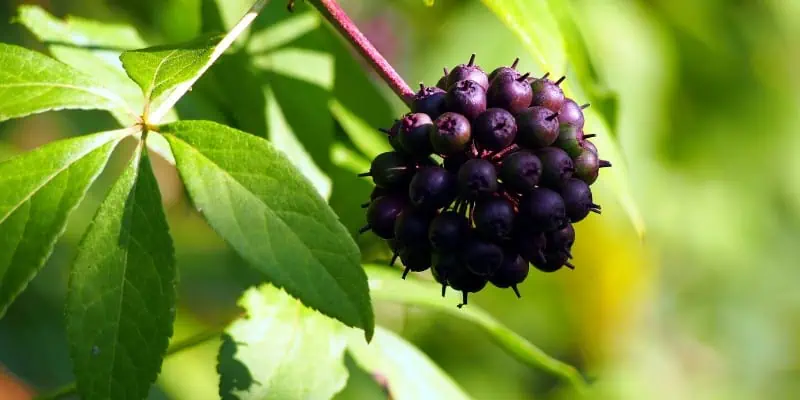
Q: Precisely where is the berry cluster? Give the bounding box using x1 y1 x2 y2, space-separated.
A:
359 55 611 307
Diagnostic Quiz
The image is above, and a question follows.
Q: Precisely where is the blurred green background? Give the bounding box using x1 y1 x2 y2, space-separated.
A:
1 0 798 399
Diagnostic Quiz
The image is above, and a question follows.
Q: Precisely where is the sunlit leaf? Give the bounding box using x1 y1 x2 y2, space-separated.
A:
329 100 392 160
161 120 374 338
218 284 349 400
0 129 127 317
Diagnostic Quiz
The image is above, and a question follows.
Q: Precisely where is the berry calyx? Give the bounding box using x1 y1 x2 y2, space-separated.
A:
473 108 517 151
473 197 516 241
488 58 521 82
412 84 447 120
409 166 458 211
361 195 406 239
536 147 574 187
530 74 566 112
559 178 599 223
428 211 469 251
489 251 529 298
397 113 435 157
464 240 504 277
431 112 472 155
446 54 489 91
445 80 488 120
457 159 499 198
487 73 533 115
360 151 414 189
516 106 560 149
500 150 542 193
519 187 567 232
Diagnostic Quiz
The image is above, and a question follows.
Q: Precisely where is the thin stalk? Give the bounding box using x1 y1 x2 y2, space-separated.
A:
308 0 415 107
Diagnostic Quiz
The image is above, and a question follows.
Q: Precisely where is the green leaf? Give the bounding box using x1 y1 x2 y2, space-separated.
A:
67 146 177 400
329 100 392 160
218 284 349 400
120 34 222 109
346 326 471 400
16 5 147 124
0 43 132 122
160 120 374 339
365 265 588 393
0 129 127 317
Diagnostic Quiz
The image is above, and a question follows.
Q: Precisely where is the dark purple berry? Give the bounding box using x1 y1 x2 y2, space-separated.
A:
516 106 560 149
362 195 406 239
530 75 565 112
428 211 469 251
515 231 547 266
432 253 461 296
488 58 520 82
409 167 457 210
489 251 529 297
559 178 598 223
446 54 489 91
500 150 542 193
397 113 434 157
445 80 487 120
519 188 567 232
394 208 435 248
558 99 585 129
361 151 413 189
473 197 516 241
531 251 574 273
536 147 574 187
473 108 517 151
457 159 498 198
431 112 472 155
443 152 469 174
581 140 598 155
487 73 533 115
546 223 575 258
573 148 600 185
436 68 449 90
380 119 404 153
554 124 585 157
447 265 487 307
412 84 446 120
464 240 504 277
399 246 433 278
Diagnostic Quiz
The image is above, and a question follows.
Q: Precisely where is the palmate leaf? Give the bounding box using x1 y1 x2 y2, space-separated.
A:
67 146 176 400
218 284 350 400
0 129 127 317
0 43 132 122
16 5 148 125
160 120 374 338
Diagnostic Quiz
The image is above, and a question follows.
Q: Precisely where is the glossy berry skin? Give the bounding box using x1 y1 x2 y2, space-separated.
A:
365 195 406 239
473 108 517 151
457 159 499 198
447 58 489 91
368 152 413 189
515 231 547 266
397 113 435 158
394 208 435 248
573 148 600 185
400 246 433 273
445 80 488 120
412 86 447 120
518 187 567 232
489 251 529 290
530 77 565 112
500 151 542 193
546 223 575 256
558 99 585 130
555 124 584 158
432 253 461 296
473 197 516 241
464 240 504 277
432 112 472 155
487 74 533 115
428 211 469 251
536 147 574 187
560 178 594 222
488 66 519 83
581 140 598 155
447 265 488 295
531 251 570 273
409 167 457 211
516 106 560 149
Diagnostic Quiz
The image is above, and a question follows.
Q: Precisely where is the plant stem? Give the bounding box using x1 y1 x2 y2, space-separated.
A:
148 0 271 124
308 0 416 107
34 328 225 400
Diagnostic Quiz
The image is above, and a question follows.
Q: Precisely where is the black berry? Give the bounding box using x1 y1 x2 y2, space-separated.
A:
519 187 567 232
530 75 565 112
473 197 516 241
394 208 435 248
431 112 472 155
445 80 488 120
362 195 406 239
500 150 542 193
409 166 457 211
487 73 533 115
447 265 487 307
361 151 414 189
489 251 529 297
531 251 574 273
399 246 433 279
457 159 498 198
473 108 517 151
559 178 598 223
432 253 461 296
464 240 504 277
546 223 575 258
397 113 435 157
516 106 560 149
558 99 585 129
536 147 574 187
412 84 447 120
446 54 489 91
428 211 469 251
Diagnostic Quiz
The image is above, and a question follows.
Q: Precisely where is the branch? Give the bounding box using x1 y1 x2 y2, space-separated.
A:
308 0 415 107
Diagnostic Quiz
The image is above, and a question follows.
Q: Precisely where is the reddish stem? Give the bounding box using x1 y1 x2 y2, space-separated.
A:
310 0 415 107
